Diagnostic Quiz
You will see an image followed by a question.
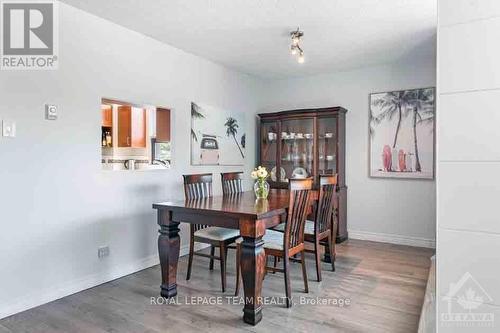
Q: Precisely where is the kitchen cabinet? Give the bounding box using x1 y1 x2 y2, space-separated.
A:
117 106 146 148
258 107 348 243
101 105 112 127
156 108 171 142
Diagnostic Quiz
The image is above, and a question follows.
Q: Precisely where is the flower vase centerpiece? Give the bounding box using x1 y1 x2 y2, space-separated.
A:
251 166 270 199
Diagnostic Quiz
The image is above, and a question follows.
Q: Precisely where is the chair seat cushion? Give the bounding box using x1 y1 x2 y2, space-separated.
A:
263 230 284 250
272 223 285 232
194 227 240 241
272 220 316 235
304 220 315 235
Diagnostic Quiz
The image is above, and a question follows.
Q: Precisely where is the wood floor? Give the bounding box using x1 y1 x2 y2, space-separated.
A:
0 239 434 333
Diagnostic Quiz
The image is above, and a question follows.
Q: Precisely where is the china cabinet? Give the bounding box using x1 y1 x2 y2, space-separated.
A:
258 107 348 242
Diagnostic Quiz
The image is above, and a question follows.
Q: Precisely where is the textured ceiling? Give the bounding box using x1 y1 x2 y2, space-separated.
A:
61 0 437 79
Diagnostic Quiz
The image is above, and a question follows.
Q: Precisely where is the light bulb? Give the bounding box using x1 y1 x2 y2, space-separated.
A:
290 45 297 55
298 52 305 64
292 36 300 46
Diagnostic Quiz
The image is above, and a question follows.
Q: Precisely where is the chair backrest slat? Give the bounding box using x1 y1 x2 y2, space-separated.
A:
183 173 213 232
315 175 338 234
221 172 244 195
284 178 313 250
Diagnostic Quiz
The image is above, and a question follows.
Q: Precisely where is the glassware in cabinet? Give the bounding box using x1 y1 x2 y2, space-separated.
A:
279 118 314 183
260 121 278 181
317 116 337 176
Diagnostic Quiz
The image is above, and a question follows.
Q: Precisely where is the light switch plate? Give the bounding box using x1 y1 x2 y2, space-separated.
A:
45 104 58 120
2 120 16 137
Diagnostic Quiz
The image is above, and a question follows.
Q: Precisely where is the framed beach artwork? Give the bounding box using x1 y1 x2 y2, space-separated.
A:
369 87 435 179
190 102 246 166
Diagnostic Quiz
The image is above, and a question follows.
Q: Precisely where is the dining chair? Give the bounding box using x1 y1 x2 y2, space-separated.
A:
221 171 244 194
304 175 337 281
272 175 338 281
235 178 313 308
184 173 240 292
221 171 245 294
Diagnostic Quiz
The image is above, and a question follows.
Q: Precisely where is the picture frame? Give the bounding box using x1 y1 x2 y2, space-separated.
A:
190 102 246 166
369 87 435 179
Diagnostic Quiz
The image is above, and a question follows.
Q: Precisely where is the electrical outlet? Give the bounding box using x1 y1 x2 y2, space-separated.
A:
98 246 110 259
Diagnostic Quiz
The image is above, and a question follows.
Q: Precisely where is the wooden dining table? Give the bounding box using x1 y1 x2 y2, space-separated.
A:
152 189 319 325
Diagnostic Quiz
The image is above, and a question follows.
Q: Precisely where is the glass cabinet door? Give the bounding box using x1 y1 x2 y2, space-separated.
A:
279 118 314 184
260 121 278 180
317 116 337 176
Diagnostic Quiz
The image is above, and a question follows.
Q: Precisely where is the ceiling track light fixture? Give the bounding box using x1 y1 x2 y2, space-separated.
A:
290 28 304 64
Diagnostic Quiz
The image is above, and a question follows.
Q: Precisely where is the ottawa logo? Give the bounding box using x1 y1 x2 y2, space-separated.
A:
441 272 494 327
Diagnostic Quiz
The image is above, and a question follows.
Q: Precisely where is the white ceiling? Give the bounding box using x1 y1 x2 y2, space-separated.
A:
61 0 437 79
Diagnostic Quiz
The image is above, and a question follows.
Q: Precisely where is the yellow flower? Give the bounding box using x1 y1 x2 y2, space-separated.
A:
251 170 258 179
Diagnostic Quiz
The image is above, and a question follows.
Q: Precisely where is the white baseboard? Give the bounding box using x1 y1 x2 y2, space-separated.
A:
348 229 436 249
0 243 209 320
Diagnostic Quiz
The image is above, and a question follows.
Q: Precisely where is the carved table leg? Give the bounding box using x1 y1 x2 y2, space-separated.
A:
157 209 180 298
239 219 266 325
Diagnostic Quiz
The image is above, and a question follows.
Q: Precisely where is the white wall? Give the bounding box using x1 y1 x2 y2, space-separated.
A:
437 0 500 330
260 56 436 247
0 3 260 318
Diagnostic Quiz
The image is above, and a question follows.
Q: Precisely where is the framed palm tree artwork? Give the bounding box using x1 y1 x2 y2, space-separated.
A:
190 102 246 166
369 87 435 179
